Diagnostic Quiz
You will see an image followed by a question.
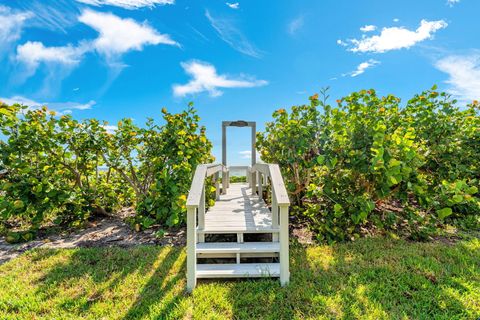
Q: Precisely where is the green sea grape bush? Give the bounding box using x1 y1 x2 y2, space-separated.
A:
99 105 213 230
0 104 123 242
257 87 479 243
0 102 213 241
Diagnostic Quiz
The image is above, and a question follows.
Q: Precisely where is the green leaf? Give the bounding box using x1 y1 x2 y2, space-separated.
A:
316 155 325 165
436 207 453 220
467 186 478 195
13 200 24 209
452 195 463 203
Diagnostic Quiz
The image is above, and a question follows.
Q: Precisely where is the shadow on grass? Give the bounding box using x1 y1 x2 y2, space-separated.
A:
14 237 480 319
215 238 480 319
32 246 187 319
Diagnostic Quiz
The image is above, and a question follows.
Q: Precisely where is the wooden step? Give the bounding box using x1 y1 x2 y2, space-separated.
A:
197 227 280 234
196 263 280 278
196 242 280 254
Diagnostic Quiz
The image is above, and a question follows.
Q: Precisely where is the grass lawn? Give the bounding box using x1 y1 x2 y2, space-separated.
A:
1 237 479 319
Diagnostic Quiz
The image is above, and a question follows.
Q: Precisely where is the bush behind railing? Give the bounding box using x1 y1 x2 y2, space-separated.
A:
256 86 479 243
0 103 213 242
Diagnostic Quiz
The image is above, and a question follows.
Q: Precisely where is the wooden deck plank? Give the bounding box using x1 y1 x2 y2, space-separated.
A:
204 183 273 233
196 263 280 278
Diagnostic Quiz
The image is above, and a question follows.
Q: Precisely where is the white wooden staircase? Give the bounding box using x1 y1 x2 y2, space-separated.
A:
186 163 290 292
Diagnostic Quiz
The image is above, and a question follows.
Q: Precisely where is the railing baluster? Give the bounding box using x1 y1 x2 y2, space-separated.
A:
258 172 263 200
198 185 205 243
186 206 197 292
214 172 220 200
272 187 279 242
279 205 289 286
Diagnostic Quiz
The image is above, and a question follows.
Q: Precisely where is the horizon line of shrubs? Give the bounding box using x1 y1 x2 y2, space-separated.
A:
1 85 479 244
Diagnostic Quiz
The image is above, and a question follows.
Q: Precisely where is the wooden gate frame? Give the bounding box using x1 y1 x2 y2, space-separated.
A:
221 121 256 188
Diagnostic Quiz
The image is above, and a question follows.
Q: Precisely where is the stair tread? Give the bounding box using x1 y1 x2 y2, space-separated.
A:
196 242 280 253
197 226 279 233
196 263 280 278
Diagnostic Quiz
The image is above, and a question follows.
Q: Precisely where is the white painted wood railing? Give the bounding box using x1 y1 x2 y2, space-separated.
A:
186 163 228 290
251 163 290 285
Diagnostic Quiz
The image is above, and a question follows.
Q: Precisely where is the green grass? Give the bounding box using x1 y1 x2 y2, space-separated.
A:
1 237 479 319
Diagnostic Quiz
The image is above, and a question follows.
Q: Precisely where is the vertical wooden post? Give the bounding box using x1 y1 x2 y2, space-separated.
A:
222 123 227 167
215 172 220 200
258 172 263 200
271 188 279 242
198 186 205 243
222 171 227 195
279 205 289 286
186 206 197 292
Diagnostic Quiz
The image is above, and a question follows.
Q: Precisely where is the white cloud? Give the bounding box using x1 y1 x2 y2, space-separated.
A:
16 41 86 69
288 16 304 35
360 25 376 32
0 96 96 111
79 9 178 59
342 19 447 53
347 59 380 77
393 18 400 22
0 6 32 51
337 39 347 47
447 0 460 7
239 150 251 159
76 0 174 9
226 2 239 9
435 54 480 103
173 60 268 97
205 10 262 58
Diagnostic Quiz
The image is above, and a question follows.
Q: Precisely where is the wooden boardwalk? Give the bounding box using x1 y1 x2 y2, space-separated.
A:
186 163 290 291
201 183 274 233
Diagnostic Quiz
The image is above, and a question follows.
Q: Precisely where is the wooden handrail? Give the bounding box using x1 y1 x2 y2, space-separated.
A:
187 163 227 208
252 163 290 206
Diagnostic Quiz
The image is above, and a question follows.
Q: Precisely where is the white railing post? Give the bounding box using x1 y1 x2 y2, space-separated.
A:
222 171 228 195
198 185 205 243
279 205 289 286
214 172 220 200
186 206 197 292
258 172 263 200
272 187 279 242
251 171 257 195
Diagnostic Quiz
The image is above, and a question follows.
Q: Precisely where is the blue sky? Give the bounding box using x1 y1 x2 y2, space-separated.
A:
1 0 479 165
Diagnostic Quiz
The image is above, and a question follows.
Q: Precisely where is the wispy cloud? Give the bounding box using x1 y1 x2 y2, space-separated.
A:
360 25 376 32
0 96 96 112
226 2 239 9
288 15 304 35
0 6 32 53
205 10 262 58
435 53 480 103
340 20 448 53
76 0 174 9
446 0 460 7
79 9 179 61
15 0 79 33
345 59 380 77
173 60 268 97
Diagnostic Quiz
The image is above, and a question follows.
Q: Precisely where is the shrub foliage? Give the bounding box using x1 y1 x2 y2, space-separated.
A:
257 87 479 242
0 103 212 241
